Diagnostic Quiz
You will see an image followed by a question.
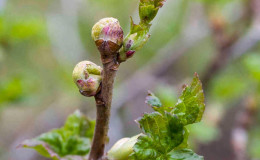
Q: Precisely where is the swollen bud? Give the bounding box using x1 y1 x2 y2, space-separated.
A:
107 134 142 160
92 18 124 62
72 61 102 97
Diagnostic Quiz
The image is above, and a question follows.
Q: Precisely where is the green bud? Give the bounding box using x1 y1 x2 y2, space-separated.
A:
92 17 124 57
107 134 142 160
72 61 102 97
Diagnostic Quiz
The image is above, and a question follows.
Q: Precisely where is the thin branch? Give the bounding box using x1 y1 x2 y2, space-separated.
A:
89 55 119 159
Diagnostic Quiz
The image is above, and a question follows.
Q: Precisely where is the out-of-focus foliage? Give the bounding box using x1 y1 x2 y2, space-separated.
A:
20 110 95 160
0 15 46 43
248 127 260 159
156 86 178 108
209 68 249 103
243 53 260 159
197 0 237 6
243 53 260 82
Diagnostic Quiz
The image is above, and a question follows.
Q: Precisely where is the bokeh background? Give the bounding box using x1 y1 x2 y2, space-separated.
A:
0 0 260 160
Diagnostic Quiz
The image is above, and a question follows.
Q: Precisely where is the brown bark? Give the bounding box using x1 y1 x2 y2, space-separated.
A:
89 47 119 159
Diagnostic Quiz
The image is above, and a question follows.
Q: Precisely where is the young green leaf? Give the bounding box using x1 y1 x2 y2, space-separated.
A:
19 110 95 160
172 73 205 125
130 112 185 159
139 0 166 23
130 73 205 160
118 0 166 62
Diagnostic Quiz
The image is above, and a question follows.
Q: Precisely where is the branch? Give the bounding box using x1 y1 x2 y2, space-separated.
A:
87 17 124 160
89 58 119 160
88 0 167 156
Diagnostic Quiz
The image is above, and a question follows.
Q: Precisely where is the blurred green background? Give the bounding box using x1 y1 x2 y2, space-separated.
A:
0 0 260 160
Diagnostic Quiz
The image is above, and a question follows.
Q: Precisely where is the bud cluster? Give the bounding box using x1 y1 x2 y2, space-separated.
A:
72 61 102 97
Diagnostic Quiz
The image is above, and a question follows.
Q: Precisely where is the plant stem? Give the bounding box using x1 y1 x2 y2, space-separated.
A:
89 56 119 160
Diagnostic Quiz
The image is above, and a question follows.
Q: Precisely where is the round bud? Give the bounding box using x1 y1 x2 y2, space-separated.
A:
72 61 102 97
92 18 124 59
107 134 142 160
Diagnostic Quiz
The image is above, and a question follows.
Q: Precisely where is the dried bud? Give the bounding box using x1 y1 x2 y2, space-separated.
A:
72 61 102 97
107 134 142 160
92 17 124 61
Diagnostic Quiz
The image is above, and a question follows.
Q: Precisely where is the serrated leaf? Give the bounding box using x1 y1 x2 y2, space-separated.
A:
167 149 204 160
19 110 95 160
130 112 185 159
130 73 205 160
172 73 205 125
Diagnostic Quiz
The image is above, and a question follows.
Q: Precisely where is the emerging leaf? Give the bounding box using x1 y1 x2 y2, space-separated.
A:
118 0 166 62
139 0 166 23
19 110 95 160
130 112 185 159
130 73 205 160
172 73 205 125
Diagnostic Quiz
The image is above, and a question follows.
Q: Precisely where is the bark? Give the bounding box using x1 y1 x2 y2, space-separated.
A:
89 51 119 160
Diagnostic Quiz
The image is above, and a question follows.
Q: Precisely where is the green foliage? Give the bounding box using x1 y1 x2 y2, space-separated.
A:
20 110 95 160
130 73 205 160
209 67 249 103
172 73 205 125
0 76 38 107
0 77 23 104
0 14 47 44
243 53 260 82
